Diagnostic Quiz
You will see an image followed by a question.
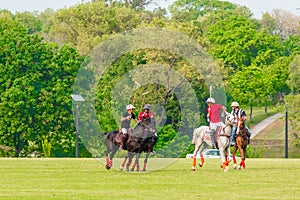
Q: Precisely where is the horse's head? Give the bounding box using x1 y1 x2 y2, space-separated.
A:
225 114 235 125
140 118 156 131
132 118 156 138
139 118 151 126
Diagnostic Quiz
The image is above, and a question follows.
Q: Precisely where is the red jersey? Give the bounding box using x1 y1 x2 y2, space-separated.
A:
207 104 223 123
138 111 154 121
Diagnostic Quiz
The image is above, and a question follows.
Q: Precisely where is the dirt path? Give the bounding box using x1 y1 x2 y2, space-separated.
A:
250 113 284 139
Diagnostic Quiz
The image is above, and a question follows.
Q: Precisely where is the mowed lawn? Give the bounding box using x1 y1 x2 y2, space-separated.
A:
1 158 299 200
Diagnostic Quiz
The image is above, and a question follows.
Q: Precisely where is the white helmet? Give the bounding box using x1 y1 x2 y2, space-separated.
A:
206 97 215 104
231 102 239 107
126 104 135 110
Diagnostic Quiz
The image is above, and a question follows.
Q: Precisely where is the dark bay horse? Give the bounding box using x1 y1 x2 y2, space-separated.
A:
119 117 157 172
103 118 157 171
232 118 248 170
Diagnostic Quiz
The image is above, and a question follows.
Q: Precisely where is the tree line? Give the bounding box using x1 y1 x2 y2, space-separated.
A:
0 0 299 157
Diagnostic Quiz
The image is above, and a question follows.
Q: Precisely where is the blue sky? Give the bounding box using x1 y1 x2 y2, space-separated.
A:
1 0 300 19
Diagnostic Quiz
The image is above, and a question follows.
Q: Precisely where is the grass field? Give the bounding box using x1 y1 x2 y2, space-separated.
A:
1 158 300 200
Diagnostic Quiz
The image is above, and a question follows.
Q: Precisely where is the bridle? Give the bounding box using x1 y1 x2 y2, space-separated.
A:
219 115 233 138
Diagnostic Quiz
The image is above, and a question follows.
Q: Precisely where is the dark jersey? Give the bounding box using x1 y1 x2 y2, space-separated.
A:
231 108 246 123
121 112 136 129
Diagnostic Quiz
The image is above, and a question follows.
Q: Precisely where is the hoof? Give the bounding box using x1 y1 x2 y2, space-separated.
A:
105 164 111 170
199 163 203 168
192 168 196 171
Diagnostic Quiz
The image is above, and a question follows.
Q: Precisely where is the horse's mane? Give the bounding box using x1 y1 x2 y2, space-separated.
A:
237 118 247 135
132 118 156 138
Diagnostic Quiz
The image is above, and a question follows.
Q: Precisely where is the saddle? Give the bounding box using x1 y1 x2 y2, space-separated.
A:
115 131 123 143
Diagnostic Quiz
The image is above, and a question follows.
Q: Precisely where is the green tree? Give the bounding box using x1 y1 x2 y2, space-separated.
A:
287 55 300 95
46 0 152 55
15 11 42 34
0 18 84 157
229 65 274 121
169 0 237 22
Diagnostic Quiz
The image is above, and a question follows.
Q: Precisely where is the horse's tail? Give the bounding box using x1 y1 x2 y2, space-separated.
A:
192 128 197 144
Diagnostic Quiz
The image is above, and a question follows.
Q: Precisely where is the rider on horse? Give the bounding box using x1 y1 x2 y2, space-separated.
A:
230 102 252 146
206 97 226 149
138 104 158 145
120 104 138 150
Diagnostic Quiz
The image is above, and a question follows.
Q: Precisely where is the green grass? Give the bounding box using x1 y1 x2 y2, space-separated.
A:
1 158 300 200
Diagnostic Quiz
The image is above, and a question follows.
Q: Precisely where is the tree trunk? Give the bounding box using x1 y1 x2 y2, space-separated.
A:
249 103 253 122
14 133 21 157
265 99 268 115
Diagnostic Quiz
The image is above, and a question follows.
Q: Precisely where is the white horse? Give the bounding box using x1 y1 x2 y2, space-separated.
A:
191 113 234 171
218 114 235 172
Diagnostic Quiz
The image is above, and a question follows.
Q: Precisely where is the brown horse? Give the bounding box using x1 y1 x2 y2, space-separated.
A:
231 118 248 170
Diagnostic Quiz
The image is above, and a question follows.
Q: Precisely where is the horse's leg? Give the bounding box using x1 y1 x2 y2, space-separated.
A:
108 146 118 168
120 153 129 171
226 147 231 171
131 153 140 172
239 146 247 170
219 146 226 171
105 155 111 170
232 142 238 170
243 146 247 169
136 153 141 172
224 147 231 171
104 142 113 170
126 152 134 172
142 151 151 171
198 143 207 167
130 157 136 172
219 145 229 172
192 143 201 171
238 145 245 170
